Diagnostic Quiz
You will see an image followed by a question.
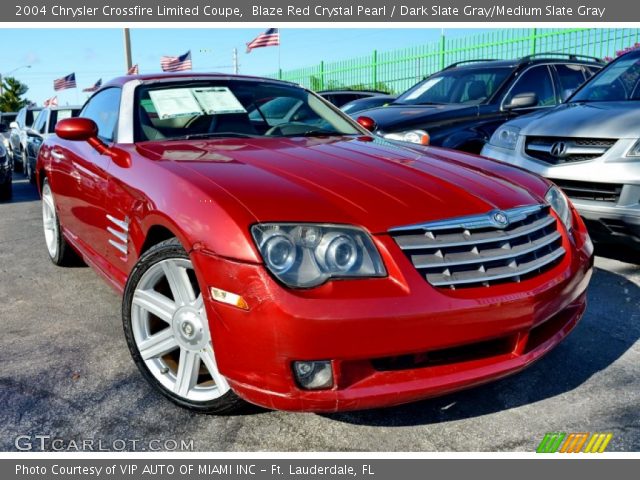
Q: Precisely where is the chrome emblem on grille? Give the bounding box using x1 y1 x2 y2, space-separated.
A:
492 211 509 228
550 141 569 158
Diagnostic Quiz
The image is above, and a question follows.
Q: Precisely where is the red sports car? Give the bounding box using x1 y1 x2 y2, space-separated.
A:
36 73 593 413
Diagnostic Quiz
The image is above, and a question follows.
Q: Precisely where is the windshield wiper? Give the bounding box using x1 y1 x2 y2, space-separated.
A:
172 132 259 141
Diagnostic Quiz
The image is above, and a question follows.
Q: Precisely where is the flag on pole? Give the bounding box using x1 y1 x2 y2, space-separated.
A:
160 51 192 72
127 64 139 75
246 28 280 53
43 96 58 107
53 73 77 91
82 79 102 93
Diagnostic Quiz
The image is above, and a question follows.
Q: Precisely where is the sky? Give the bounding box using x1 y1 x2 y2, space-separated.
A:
0 28 489 106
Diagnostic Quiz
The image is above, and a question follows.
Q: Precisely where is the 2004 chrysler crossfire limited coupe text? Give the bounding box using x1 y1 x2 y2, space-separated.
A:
36 73 594 413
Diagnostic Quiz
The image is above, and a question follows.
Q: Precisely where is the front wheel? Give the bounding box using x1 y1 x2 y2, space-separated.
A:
42 179 77 266
122 238 245 414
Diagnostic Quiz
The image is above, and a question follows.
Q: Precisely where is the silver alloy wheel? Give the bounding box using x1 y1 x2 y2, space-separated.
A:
42 182 58 259
131 258 230 402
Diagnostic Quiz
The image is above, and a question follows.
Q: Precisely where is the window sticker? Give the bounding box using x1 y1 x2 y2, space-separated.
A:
192 87 247 114
149 89 203 119
404 77 444 100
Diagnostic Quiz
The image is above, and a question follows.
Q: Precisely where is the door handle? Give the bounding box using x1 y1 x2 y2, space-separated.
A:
51 149 65 160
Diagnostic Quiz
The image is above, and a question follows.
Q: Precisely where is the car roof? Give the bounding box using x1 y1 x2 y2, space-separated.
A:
445 54 603 72
45 106 82 111
103 72 298 89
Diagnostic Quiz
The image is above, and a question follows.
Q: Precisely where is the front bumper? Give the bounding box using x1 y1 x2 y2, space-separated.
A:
482 142 640 244
191 216 593 412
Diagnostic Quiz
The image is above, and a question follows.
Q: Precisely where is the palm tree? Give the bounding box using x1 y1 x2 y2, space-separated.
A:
0 77 30 112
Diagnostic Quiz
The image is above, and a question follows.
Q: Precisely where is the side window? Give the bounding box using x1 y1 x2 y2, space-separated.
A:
555 64 588 101
32 110 47 133
80 88 121 142
504 66 556 108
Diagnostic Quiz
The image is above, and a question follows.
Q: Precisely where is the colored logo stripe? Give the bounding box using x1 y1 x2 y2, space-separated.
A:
537 433 566 453
584 433 613 453
559 433 589 453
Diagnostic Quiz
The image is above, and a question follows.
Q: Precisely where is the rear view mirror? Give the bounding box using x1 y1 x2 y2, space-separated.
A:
504 92 538 110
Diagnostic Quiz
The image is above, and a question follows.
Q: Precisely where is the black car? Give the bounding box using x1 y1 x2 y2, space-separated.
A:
318 89 390 108
0 131 11 200
358 54 604 153
341 94 396 116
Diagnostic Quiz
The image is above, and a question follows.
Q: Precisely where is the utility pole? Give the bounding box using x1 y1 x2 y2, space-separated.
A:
123 28 133 71
233 48 239 74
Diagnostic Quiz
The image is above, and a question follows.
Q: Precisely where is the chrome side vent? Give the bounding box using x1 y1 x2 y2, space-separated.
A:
389 205 565 289
106 214 129 257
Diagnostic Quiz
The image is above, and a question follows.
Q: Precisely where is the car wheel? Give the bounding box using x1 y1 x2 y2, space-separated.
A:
0 175 11 201
41 179 77 265
122 238 245 414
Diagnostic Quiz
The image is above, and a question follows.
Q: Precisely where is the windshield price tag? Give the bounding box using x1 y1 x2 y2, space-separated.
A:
149 89 203 119
192 87 247 114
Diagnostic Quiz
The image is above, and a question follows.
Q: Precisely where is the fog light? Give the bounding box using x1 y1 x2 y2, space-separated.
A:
293 361 333 390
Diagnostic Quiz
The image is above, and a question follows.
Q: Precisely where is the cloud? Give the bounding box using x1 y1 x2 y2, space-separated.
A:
23 51 40 65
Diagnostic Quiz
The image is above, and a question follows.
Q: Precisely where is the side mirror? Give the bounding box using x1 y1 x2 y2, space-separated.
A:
55 117 131 168
9 121 18 130
357 116 377 132
561 88 575 102
504 92 538 110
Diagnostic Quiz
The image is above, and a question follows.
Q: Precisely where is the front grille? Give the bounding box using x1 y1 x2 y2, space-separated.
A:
549 178 622 203
525 136 617 164
390 205 565 289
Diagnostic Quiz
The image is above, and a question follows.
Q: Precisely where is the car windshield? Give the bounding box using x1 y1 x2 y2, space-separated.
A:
570 53 640 102
134 80 361 142
394 66 512 105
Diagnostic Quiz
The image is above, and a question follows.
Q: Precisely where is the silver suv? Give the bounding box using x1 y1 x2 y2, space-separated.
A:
482 49 640 247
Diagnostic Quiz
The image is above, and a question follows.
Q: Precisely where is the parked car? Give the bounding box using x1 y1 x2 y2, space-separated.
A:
357 54 603 153
340 94 396 116
482 49 640 249
0 137 11 200
24 106 81 183
9 106 42 172
317 89 390 108
37 73 593 414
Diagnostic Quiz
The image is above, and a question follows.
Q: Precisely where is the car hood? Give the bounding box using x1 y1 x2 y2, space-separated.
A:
510 101 640 138
136 136 548 233
358 104 477 131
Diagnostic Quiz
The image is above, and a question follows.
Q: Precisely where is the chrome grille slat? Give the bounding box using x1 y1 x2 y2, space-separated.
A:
412 230 562 268
395 215 555 250
390 204 565 289
524 136 617 164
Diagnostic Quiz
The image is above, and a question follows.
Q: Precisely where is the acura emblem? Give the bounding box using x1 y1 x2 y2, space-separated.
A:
550 141 569 158
492 211 509 228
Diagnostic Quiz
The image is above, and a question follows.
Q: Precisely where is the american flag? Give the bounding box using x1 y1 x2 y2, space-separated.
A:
53 73 76 91
127 64 139 75
160 51 192 72
82 79 102 93
43 96 58 107
246 28 280 53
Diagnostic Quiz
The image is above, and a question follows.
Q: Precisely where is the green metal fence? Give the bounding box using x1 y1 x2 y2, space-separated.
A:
273 28 640 94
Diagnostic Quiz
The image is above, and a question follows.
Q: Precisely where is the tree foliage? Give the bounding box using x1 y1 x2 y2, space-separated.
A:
0 77 30 112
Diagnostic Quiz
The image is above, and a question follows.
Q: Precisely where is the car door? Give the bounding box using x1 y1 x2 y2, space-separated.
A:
51 88 120 266
27 110 47 166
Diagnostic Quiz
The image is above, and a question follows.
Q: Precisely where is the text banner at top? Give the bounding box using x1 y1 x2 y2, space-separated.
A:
1 0 631 23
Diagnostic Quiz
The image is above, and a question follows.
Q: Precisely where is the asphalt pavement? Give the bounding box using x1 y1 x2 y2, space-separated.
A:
1 174 638 452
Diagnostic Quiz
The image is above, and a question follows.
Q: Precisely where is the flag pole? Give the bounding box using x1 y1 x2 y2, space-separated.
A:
278 31 281 77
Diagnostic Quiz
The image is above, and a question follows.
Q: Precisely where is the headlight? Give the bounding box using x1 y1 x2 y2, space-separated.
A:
627 139 640 157
383 130 430 145
251 224 386 288
488 126 521 150
545 185 572 231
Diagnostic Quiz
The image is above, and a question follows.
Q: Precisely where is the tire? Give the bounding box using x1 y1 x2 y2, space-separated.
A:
41 179 77 266
122 238 245 414
0 175 11 201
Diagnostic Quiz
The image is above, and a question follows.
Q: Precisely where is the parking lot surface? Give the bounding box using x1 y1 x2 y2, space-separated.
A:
1 175 639 452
